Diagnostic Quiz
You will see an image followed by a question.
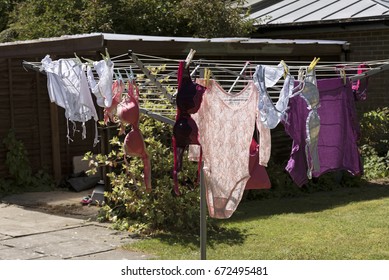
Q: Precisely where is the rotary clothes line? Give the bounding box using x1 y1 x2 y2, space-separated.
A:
22 52 389 260
24 51 389 203
23 52 389 218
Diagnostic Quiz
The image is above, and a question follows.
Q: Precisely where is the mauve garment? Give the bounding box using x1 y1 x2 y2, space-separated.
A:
283 78 362 187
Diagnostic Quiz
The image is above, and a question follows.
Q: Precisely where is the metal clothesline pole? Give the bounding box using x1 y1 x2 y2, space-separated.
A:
128 51 208 260
200 161 207 260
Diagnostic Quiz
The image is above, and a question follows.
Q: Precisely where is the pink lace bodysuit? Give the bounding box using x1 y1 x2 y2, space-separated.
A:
194 79 260 219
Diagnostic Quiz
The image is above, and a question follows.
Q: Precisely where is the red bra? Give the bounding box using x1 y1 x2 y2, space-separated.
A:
172 61 206 195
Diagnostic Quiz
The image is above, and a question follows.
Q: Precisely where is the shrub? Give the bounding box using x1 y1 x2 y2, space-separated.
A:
0 129 55 195
359 107 389 180
85 116 217 234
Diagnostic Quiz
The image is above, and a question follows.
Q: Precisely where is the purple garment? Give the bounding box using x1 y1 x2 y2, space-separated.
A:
283 78 362 187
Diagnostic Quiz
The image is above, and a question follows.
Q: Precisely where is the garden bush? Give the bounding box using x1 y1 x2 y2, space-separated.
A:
85 116 218 234
85 98 388 234
0 129 55 196
359 107 389 180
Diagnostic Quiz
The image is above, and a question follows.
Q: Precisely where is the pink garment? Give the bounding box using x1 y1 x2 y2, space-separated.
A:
256 118 271 167
116 80 151 192
194 79 258 219
104 80 125 125
245 138 271 190
351 63 369 101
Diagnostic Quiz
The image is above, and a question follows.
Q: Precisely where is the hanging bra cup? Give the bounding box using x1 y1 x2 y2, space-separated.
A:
264 66 284 87
301 82 320 109
117 97 140 126
173 115 199 147
176 78 206 114
124 129 147 157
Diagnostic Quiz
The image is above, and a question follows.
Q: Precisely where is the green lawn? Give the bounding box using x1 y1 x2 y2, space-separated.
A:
123 180 389 260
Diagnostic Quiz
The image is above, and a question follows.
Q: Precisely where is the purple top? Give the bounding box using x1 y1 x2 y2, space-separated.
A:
283 78 363 187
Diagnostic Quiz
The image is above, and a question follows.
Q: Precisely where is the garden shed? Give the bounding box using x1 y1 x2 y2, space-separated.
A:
0 33 349 184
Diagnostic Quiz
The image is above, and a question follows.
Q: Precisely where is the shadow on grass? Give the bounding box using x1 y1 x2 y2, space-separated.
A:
231 179 389 223
149 179 389 249
150 226 248 249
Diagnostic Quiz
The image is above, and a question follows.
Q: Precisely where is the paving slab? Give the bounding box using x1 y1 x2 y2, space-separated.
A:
70 248 151 260
0 190 154 260
0 234 9 241
0 205 86 237
0 246 45 260
1 224 135 259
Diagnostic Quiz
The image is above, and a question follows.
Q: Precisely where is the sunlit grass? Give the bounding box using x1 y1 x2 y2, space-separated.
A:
123 182 389 260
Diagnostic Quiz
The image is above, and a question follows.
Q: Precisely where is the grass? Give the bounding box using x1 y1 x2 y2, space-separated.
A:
123 179 389 259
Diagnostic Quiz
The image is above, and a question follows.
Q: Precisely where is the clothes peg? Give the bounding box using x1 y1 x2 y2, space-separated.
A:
308 57 320 72
101 48 111 62
124 67 135 82
204 67 211 87
73 52 83 64
340 68 347 85
185 49 196 69
280 60 289 79
80 56 95 67
298 66 305 81
114 69 124 82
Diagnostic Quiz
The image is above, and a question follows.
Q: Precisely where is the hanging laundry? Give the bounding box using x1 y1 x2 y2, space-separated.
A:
351 63 369 101
115 79 152 192
104 78 125 125
291 66 321 179
40 55 99 146
253 62 295 129
172 60 206 196
245 138 271 190
193 79 258 219
283 77 362 187
86 52 114 108
336 63 370 101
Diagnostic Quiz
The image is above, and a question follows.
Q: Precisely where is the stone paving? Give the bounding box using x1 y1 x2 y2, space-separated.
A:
0 190 152 260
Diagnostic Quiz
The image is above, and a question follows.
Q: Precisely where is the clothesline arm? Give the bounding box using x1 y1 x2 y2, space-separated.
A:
349 63 389 81
128 50 175 104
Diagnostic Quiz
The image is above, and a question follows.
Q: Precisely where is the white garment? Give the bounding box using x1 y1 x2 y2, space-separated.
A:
193 79 259 219
41 55 99 145
254 63 295 129
86 58 114 108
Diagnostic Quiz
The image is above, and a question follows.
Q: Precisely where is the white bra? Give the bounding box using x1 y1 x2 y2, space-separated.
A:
253 63 295 129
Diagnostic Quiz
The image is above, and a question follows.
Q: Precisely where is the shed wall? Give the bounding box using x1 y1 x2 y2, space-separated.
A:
0 57 102 181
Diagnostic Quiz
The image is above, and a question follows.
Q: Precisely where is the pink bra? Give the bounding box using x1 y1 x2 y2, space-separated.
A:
107 80 152 192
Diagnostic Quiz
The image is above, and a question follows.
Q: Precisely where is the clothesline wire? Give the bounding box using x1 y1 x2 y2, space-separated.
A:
22 52 389 120
128 52 389 68
24 53 389 70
